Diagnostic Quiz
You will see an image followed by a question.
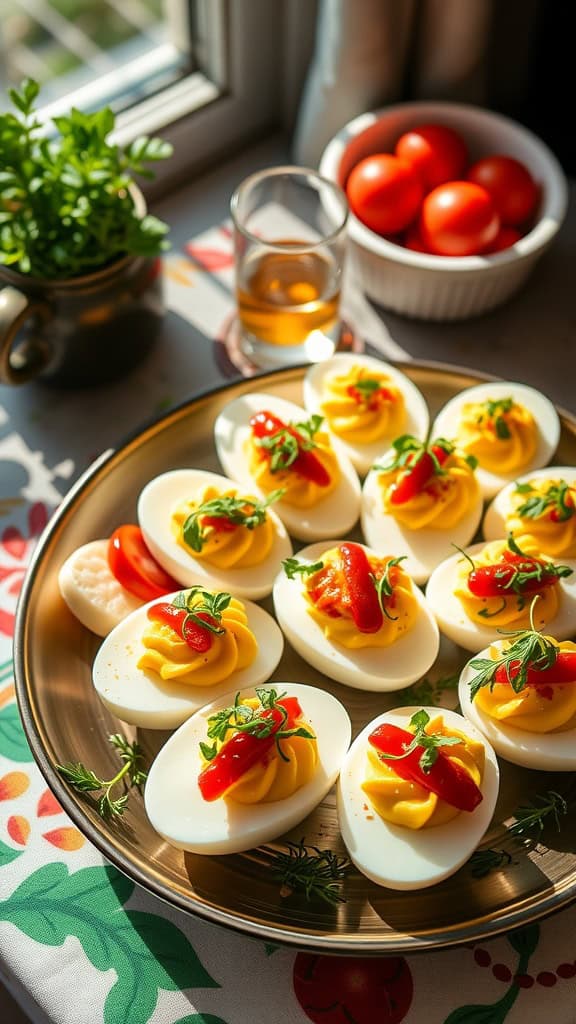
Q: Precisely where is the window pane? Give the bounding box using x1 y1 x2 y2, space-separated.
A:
0 0 193 111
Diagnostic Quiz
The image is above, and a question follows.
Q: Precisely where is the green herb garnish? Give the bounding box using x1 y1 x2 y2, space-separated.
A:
378 709 461 773
172 586 230 635
370 556 407 622
181 489 284 552
57 734 147 820
515 479 575 523
402 671 461 707
201 687 315 763
477 397 514 440
268 839 350 905
469 790 570 877
256 415 323 472
282 557 324 580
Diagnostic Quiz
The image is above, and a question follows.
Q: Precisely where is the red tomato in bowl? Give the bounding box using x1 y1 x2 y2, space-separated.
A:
346 154 423 235
420 181 500 256
485 225 523 253
395 123 468 192
467 155 539 226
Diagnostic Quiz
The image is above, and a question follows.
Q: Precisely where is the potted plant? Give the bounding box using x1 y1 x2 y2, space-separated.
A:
0 78 173 386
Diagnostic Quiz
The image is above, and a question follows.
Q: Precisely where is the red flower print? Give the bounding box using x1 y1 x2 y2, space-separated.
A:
293 953 413 1024
0 502 49 636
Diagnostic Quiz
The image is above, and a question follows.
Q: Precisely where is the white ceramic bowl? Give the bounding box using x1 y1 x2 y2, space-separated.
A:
319 101 568 321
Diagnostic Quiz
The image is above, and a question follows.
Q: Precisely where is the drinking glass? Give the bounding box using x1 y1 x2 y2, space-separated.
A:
230 165 349 369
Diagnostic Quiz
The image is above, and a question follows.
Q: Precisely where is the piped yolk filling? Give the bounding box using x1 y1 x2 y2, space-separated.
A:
456 398 538 474
246 430 340 508
171 485 275 568
320 365 406 443
505 479 576 559
378 453 479 530
475 640 576 733
361 716 485 830
454 539 560 630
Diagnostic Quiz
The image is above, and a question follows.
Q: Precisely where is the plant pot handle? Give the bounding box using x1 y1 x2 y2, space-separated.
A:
0 285 52 385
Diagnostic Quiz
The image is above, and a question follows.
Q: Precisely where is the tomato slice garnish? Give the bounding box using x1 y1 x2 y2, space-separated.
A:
368 723 483 812
108 525 179 602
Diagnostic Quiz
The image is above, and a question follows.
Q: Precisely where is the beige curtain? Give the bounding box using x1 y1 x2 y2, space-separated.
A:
292 0 541 167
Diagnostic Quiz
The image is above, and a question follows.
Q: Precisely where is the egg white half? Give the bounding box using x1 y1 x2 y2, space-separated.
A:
58 539 143 637
431 381 560 500
137 468 292 600
302 353 430 476
361 462 483 585
426 542 576 653
337 706 499 890
92 592 284 729
272 541 439 691
459 644 576 770
483 466 576 548
213 392 361 541
144 682 352 855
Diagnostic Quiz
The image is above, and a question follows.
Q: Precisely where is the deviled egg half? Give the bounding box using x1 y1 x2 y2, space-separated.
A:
483 466 576 560
144 682 352 855
362 435 483 584
302 353 429 476
92 585 283 729
431 381 560 500
138 468 292 600
338 706 499 890
459 633 576 771
273 540 439 691
214 392 361 541
426 537 576 653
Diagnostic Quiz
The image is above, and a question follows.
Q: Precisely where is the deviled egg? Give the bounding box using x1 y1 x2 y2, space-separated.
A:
92 585 283 729
272 540 439 690
361 435 483 584
138 468 292 600
302 353 429 476
459 635 576 770
213 393 361 541
431 381 560 499
144 682 352 854
426 538 576 653
338 706 499 889
483 467 576 560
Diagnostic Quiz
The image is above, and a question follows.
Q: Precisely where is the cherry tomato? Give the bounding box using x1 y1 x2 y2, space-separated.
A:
108 524 178 602
402 221 430 252
346 154 423 235
395 123 468 192
485 225 522 253
420 181 500 256
467 155 539 226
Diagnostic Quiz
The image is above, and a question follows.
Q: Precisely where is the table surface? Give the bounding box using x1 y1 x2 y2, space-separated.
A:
1 134 575 1024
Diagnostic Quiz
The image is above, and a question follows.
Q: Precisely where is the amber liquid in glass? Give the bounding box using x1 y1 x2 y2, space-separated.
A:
237 246 340 347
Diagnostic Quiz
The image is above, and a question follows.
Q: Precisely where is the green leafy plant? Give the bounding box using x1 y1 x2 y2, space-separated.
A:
0 78 172 279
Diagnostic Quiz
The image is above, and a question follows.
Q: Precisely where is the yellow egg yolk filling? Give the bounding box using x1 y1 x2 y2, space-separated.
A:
454 539 560 630
171 485 275 569
455 397 538 473
137 595 257 686
361 716 485 830
246 429 340 508
475 639 576 733
319 364 406 444
203 698 318 804
504 479 576 559
304 546 419 649
378 452 479 530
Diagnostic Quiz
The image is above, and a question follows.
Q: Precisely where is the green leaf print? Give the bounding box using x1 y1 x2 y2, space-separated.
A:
0 863 219 1024
507 923 539 959
172 1017 229 1024
0 704 33 762
0 838 23 867
0 658 13 684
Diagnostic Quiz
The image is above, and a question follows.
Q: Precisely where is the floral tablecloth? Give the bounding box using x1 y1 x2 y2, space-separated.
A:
1 226 576 1024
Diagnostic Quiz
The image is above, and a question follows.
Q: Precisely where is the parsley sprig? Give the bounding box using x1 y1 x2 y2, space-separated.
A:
378 709 461 773
515 479 575 522
282 557 324 579
182 489 285 552
256 414 324 472
199 687 315 764
477 397 514 440
467 597 559 700
172 587 231 635
374 434 477 474
370 556 407 621
57 734 147 820
268 839 350 905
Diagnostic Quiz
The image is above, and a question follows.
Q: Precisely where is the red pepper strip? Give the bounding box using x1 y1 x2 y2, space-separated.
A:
339 542 383 633
368 723 483 812
250 410 330 486
198 697 303 801
495 652 576 687
201 514 238 533
467 555 561 598
346 383 395 408
147 602 217 653
390 445 449 505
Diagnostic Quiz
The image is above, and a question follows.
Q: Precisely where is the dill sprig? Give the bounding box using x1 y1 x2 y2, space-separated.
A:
57 734 147 820
469 789 571 877
268 839 350 905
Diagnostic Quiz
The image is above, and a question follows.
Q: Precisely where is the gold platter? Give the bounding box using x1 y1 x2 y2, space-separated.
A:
14 361 576 953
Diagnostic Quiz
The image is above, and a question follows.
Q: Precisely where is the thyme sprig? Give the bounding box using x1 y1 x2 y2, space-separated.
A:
182 489 285 552
57 734 147 820
171 587 231 636
515 479 575 522
370 556 407 621
268 839 350 905
467 597 560 700
200 687 315 764
378 709 461 773
256 414 324 472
